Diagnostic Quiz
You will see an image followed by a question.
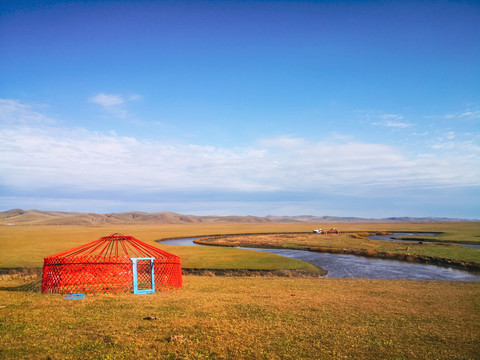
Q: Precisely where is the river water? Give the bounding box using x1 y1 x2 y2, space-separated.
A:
160 237 480 281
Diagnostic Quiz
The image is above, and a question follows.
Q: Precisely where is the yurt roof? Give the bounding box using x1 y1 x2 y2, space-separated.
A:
45 233 179 261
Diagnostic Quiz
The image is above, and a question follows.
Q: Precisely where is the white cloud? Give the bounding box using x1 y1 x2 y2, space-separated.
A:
432 139 480 152
0 99 55 125
89 93 125 107
430 131 480 154
369 112 413 129
386 121 412 128
372 120 413 128
1 100 479 199
128 94 143 101
412 131 429 136
460 110 480 120
380 114 404 121
257 135 307 148
446 131 455 139
88 92 141 118
428 109 480 121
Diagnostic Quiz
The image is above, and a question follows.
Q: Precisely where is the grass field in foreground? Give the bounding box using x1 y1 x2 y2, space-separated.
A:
1 276 479 360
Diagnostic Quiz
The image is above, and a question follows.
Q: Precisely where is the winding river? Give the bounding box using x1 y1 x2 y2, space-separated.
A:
160 235 480 282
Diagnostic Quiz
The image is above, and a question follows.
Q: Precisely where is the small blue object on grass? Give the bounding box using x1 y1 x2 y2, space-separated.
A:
64 294 85 300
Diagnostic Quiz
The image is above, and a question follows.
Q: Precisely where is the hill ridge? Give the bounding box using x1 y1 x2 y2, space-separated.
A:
0 209 476 225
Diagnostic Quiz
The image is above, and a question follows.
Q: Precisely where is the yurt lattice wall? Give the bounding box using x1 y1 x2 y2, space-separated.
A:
42 234 182 294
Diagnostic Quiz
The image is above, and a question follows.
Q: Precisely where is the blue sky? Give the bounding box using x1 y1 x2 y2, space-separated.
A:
1 0 479 218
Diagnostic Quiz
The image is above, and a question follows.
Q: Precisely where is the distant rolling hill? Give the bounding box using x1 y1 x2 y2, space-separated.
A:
264 215 478 223
0 209 272 225
0 209 476 226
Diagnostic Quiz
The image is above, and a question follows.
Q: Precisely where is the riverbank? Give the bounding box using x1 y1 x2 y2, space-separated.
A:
306 245 480 272
193 233 480 273
182 267 327 277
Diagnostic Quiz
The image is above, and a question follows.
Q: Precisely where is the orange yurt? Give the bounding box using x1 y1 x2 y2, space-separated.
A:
42 233 182 294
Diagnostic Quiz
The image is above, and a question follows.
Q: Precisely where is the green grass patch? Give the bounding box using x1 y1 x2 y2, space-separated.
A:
162 245 320 272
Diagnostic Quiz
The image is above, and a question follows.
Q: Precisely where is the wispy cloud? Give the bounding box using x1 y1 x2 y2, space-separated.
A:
431 137 480 153
373 120 413 128
257 135 307 148
373 116 412 128
446 131 455 139
368 112 413 129
0 99 55 125
460 110 480 120
380 114 404 121
88 93 142 118
425 109 480 121
90 93 125 107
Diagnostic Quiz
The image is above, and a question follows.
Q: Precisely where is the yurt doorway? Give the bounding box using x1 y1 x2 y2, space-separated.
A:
131 257 155 294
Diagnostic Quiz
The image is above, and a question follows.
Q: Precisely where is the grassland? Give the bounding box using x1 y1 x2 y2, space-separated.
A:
1 222 480 359
1 222 479 269
1 275 479 359
0 223 323 270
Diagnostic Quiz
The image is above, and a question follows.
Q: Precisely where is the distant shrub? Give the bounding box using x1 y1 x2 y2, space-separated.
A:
356 232 373 237
351 233 372 239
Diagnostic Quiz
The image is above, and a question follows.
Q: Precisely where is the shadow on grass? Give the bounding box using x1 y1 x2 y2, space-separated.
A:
0 267 42 292
0 279 42 292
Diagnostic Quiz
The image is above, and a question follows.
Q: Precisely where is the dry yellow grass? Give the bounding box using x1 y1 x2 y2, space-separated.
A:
1 275 479 359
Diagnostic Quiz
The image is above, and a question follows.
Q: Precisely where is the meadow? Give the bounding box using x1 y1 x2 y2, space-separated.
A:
1 222 480 359
1 276 479 359
1 221 479 268
0 223 323 271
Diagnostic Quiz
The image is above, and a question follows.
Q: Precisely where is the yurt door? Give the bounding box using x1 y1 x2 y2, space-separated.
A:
131 257 155 294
